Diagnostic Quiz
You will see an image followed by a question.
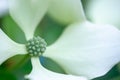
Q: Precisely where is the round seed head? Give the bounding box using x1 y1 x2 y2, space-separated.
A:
26 36 47 57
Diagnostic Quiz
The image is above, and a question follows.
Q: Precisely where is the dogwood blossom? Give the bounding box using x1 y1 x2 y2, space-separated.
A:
0 0 120 80
1 0 88 80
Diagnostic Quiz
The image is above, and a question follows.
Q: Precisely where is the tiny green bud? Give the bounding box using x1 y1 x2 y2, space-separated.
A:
26 36 47 57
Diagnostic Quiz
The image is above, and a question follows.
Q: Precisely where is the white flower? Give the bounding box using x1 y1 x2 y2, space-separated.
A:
86 0 120 29
0 0 88 80
0 0 120 80
0 0 49 64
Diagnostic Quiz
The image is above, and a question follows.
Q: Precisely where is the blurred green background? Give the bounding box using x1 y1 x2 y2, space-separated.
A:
0 0 120 80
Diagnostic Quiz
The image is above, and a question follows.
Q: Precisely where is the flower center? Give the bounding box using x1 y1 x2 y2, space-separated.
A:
26 36 47 57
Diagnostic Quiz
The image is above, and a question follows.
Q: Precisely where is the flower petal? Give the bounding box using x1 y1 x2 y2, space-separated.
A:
0 0 8 17
86 0 120 29
44 21 120 79
0 29 27 65
47 0 86 25
25 57 88 80
9 0 49 39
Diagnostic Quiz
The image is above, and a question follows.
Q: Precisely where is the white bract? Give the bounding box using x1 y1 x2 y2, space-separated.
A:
47 0 86 24
0 0 120 80
25 57 87 80
9 0 86 39
44 21 120 79
9 0 49 39
0 29 27 65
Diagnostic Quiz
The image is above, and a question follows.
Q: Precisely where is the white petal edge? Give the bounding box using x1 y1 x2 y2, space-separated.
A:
0 0 8 17
86 0 120 29
25 57 88 80
43 21 120 79
47 0 86 25
9 0 49 40
0 29 27 65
